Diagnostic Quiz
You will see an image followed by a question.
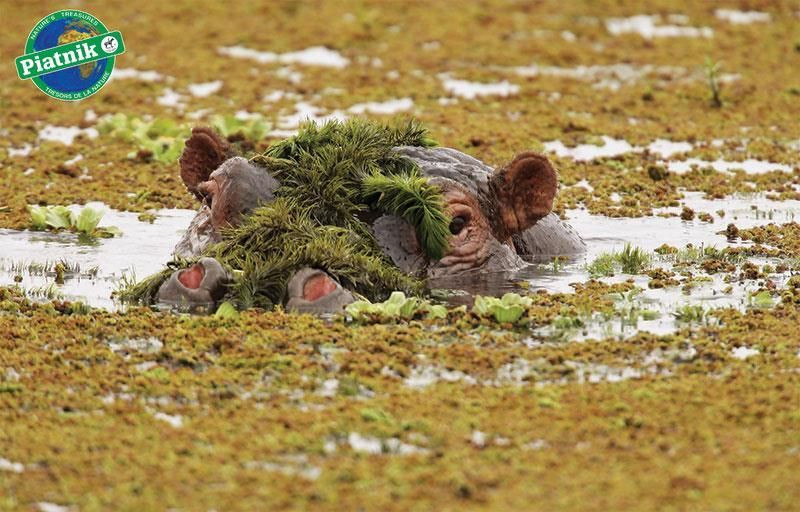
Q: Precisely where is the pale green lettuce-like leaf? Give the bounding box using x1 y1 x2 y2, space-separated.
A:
44 206 72 229
96 226 123 238
210 114 269 140
28 206 47 230
426 304 447 319
472 293 531 324
490 304 525 323
73 207 103 234
215 301 240 319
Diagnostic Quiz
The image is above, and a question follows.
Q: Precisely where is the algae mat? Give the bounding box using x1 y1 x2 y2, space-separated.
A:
1 0 800 510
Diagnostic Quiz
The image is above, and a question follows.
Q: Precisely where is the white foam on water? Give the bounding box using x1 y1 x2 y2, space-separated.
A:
440 76 519 99
187 80 223 97
404 364 477 389
0 457 24 473
269 101 347 137
8 144 32 157
347 97 414 115
218 45 349 68
543 136 792 174
347 432 428 455
647 139 693 158
715 9 771 24
470 430 487 448
667 157 793 175
156 88 186 109
38 125 98 146
152 411 183 428
64 154 83 166
515 63 686 90
244 456 321 480
731 346 759 360
276 66 303 84
606 15 713 38
36 503 72 512
187 108 213 120
543 136 636 161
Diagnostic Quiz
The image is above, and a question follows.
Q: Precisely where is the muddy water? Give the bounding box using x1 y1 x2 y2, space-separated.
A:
0 193 794 335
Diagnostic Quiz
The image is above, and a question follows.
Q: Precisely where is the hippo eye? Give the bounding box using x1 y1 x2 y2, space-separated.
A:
449 216 467 235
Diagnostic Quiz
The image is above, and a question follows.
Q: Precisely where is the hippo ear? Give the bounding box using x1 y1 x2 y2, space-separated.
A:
179 127 232 200
489 152 558 238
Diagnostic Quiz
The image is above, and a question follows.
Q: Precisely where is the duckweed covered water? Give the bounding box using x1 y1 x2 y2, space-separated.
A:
1 1 799 510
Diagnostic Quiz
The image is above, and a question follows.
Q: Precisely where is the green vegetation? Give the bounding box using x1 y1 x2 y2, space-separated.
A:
98 114 189 163
472 293 533 324
362 172 449 259
3 1 800 509
210 114 270 140
123 119 447 308
587 243 651 277
672 304 709 324
704 57 723 108
345 291 447 322
28 205 121 238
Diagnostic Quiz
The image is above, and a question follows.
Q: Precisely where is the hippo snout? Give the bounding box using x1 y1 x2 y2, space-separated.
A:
156 257 231 311
285 267 355 314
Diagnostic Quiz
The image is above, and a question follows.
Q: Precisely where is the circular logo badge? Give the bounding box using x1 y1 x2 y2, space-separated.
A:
15 10 125 101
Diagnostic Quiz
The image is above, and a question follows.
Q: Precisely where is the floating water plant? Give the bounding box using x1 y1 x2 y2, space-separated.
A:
98 113 190 163
210 114 270 141
28 205 121 238
748 290 775 309
472 293 533 324
345 291 447 322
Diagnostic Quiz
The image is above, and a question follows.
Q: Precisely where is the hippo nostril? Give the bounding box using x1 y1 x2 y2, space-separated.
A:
449 216 466 235
178 263 205 290
197 180 217 207
302 273 338 301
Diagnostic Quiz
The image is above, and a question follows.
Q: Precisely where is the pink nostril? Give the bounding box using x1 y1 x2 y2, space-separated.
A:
302 273 338 301
178 263 205 289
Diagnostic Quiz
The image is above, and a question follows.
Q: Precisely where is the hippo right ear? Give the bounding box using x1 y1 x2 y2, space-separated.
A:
489 152 558 239
179 127 232 200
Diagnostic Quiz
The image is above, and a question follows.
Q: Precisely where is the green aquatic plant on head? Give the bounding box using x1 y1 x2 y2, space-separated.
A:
211 197 423 309
253 118 447 258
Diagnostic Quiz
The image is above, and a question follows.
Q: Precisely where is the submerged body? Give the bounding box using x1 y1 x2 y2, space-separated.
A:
157 124 585 313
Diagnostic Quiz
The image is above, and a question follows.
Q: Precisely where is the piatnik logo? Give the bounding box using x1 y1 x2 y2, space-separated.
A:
14 10 125 101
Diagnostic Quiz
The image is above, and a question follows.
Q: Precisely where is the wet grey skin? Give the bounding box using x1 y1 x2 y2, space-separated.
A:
156 257 231 312
284 267 356 315
168 142 586 314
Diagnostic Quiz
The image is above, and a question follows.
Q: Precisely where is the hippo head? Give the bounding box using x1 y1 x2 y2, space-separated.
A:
160 125 580 314
375 147 559 277
179 127 279 231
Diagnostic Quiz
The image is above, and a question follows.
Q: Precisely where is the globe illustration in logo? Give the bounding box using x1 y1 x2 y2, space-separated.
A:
33 18 108 93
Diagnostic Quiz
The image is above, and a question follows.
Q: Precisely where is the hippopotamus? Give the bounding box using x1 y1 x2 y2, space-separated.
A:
156 124 585 313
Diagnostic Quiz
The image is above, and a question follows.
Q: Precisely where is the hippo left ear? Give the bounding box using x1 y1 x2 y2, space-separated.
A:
489 152 558 238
